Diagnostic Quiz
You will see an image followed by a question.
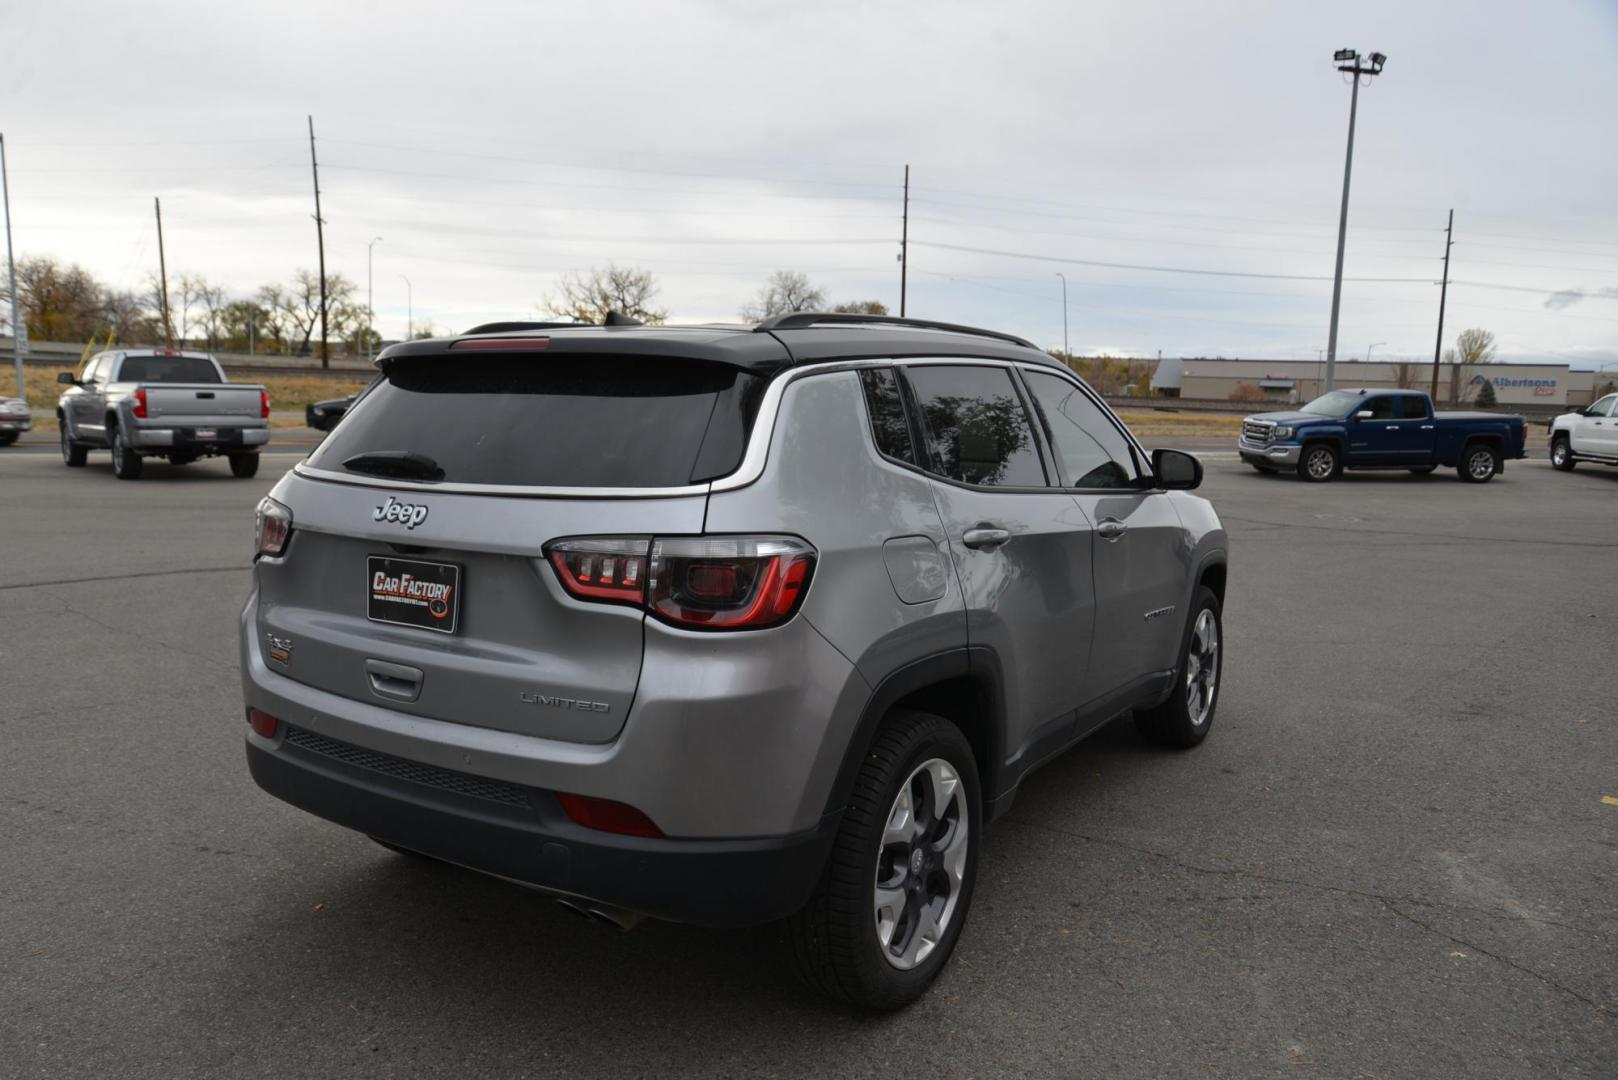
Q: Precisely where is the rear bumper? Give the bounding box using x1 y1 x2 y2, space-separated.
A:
129 425 270 450
245 729 836 927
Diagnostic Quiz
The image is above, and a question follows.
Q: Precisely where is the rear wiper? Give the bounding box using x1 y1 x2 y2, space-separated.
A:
341 450 445 481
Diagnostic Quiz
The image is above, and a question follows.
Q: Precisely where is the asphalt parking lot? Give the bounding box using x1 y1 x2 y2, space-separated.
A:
2 447 1614 1079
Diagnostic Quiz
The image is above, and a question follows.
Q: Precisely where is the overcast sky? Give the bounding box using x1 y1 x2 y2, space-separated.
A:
4 0 1616 364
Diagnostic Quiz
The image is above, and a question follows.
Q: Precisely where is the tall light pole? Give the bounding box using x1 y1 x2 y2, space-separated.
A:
1 133 22 399
1055 272 1069 359
366 237 382 362
1324 48 1387 393
1366 341 1386 365
399 274 412 340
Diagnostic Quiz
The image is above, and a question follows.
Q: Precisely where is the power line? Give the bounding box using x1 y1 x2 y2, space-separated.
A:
909 240 1433 284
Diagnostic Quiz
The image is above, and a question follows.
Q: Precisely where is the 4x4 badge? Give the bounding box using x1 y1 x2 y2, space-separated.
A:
373 496 429 529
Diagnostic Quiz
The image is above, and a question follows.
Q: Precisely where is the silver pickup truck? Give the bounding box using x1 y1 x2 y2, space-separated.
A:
57 349 270 479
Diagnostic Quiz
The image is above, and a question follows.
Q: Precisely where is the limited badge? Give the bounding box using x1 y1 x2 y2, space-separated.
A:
266 633 294 666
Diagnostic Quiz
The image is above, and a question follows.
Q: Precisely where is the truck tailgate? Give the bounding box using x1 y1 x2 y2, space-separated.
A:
142 383 264 423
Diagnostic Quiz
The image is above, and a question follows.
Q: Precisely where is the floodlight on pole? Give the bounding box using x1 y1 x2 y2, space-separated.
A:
366 237 382 363
399 274 412 340
1322 47 1388 393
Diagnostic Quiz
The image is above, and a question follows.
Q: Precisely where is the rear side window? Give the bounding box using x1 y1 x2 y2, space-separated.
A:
903 365 1045 487
117 355 221 383
308 355 755 488
859 368 918 466
1400 396 1429 420
1021 370 1139 488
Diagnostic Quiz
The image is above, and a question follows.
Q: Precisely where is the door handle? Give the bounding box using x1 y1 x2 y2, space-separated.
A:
365 658 423 703
1420 425 1435 430
1097 518 1128 542
962 526 1011 550
1385 425 1398 430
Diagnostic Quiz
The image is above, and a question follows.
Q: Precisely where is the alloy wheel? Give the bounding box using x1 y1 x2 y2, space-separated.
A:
1184 609 1220 727
874 757 969 971
1468 449 1494 480
1306 448 1334 480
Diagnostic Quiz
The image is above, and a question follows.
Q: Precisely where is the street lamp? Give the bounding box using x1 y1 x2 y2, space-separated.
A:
366 237 382 363
1323 48 1388 393
1366 341 1386 364
399 274 412 340
1055 272 1069 358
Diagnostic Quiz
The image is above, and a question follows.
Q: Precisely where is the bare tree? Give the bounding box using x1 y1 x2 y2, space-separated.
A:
543 264 666 324
833 299 889 315
741 270 826 321
263 271 355 355
1454 327 1497 366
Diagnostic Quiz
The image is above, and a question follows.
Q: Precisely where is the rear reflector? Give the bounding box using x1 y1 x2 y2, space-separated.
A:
247 708 279 738
450 337 550 350
556 793 663 838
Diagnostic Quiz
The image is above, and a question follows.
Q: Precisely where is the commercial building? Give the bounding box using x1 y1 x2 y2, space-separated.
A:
1164 358 1601 407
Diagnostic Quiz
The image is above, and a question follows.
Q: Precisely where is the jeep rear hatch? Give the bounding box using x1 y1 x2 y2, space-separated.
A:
259 346 771 744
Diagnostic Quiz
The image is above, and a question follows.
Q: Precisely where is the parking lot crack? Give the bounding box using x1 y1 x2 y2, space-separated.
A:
1380 900 1612 1017
1001 817 1600 938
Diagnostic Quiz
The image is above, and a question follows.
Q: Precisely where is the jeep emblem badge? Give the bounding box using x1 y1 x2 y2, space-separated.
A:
373 496 429 529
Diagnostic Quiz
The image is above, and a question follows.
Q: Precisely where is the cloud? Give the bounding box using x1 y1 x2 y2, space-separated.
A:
1546 286 1618 310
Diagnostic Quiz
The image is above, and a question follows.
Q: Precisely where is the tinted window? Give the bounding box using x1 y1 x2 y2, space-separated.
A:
1362 397 1397 420
308 355 752 488
117 355 222 383
1022 370 1138 488
1590 395 1618 417
903 365 1045 487
1400 396 1429 420
859 368 917 465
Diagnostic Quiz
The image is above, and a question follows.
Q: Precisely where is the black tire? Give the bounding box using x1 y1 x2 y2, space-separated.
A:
228 453 261 478
0 431 16 447
1458 442 1500 483
1550 436 1575 472
788 709 981 1012
60 421 88 467
1408 465 1436 475
1135 585 1223 749
1297 443 1339 483
110 425 143 480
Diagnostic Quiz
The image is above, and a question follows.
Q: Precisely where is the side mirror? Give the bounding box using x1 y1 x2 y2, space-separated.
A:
57 371 79 385
1354 410 1374 420
1152 448 1203 490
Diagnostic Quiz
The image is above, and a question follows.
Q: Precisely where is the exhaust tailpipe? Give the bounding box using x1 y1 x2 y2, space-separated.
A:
553 897 643 931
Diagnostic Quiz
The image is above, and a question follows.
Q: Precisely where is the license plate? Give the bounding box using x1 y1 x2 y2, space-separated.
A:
194 427 217 440
367 556 461 634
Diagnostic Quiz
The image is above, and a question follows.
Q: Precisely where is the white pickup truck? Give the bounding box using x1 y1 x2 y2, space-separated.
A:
1548 391 1618 471
57 349 270 479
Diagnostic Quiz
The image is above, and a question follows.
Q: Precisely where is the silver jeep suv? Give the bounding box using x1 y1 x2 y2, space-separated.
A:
241 313 1228 1010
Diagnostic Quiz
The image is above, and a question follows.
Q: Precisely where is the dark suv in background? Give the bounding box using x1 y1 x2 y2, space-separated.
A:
241 313 1228 1009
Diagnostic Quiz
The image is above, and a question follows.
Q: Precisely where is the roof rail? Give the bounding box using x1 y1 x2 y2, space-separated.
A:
753 311 1037 350
461 320 586 335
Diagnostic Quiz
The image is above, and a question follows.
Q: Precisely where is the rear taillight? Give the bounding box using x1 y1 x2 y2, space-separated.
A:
260 389 271 419
545 535 815 631
255 496 292 558
556 793 663 838
132 388 148 419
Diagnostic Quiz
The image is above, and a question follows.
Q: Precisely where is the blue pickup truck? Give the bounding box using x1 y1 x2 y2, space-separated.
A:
1238 388 1527 483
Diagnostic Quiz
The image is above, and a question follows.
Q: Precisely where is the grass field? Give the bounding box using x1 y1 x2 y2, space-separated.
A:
16 367 372 413
1113 408 1243 438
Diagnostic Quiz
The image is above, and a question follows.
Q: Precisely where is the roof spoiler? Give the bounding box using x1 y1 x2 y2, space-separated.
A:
753 311 1036 350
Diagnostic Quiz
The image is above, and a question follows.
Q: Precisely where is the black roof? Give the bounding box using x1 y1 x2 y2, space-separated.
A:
377 313 1062 375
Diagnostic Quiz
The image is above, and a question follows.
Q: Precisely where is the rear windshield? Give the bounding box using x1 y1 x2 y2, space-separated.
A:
118 355 222 383
308 355 758 488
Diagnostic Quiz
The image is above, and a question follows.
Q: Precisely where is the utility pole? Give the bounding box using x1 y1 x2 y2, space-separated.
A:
154 197 173 351
308 115 328 368
899 164 909 317
1 133 23 398
367 236 382 363
1056 272 1069 358
1324 48 1388 393
1430 209 1453 403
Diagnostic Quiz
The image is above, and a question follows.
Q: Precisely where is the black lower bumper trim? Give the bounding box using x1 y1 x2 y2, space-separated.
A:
246 738 836 928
